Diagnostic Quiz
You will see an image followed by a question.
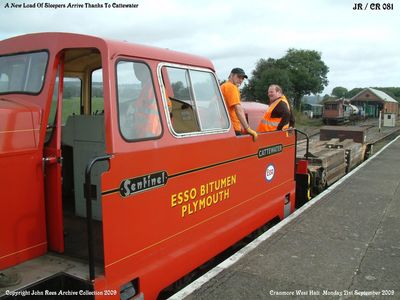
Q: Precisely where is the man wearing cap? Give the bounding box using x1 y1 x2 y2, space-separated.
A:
220 68 257 141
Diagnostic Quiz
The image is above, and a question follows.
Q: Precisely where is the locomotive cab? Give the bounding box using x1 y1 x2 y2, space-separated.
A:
0 33 298 299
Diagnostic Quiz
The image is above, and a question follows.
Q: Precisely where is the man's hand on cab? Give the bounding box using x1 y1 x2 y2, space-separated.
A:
246 127 258 142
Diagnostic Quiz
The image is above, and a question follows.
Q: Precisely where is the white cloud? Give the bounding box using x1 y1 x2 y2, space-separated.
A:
1 0 399 95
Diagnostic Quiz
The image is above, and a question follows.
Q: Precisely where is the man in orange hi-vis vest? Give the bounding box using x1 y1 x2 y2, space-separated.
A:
257 84 295 132
133 63 162 138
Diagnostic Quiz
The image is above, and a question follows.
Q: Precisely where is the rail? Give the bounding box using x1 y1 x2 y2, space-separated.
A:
84 154 112 281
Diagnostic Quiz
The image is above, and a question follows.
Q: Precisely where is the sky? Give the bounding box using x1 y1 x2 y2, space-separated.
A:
0 0 399 96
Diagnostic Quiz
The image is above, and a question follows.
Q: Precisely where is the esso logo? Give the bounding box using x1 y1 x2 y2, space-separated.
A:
265 164 275 182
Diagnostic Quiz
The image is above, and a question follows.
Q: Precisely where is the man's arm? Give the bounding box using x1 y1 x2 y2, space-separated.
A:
234 104 258 141
234 104 249 129
271 101 290 130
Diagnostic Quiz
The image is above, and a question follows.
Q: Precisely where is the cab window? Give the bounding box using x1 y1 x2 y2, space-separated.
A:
163 67 200 133
91 69 103 114
46 76 82 143
191 70 229 130
0 51 48 94
117 61 162 141
62 77 82 124
161 65 229 135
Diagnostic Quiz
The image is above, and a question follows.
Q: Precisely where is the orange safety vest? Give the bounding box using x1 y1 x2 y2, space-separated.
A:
163 88 172 113
136 83 161 137
257 96 290 132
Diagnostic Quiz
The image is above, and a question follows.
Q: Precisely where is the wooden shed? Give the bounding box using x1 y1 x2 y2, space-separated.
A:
351 88 399 117
303 103 323 118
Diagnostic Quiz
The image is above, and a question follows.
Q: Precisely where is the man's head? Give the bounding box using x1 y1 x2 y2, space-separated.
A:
267 84 283 103
229 67 248 87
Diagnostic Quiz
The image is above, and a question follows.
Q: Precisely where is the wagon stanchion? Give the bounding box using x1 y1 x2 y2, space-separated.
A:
295 129 310 161
294 129 311 207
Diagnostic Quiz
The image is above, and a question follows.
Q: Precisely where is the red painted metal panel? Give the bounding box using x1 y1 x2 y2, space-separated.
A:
0 99 40 153
242 101 269 131
0 151 47 269
98 131 295 298
43 55 64 253
0 98 46 269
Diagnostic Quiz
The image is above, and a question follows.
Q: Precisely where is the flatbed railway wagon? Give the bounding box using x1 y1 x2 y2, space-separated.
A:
0 33 308 299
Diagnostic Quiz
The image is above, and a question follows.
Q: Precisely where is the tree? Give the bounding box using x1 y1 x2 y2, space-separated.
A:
346 88 363 98
242 58 277 101
322 94 331 102
331 86 348 98
372 87 400 101
278 49 329 110
243 67 293 103
172 81 190 99
242 49 329 110
242 58 293 103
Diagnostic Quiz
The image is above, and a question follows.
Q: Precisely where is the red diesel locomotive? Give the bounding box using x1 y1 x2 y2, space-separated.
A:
0 33 308 299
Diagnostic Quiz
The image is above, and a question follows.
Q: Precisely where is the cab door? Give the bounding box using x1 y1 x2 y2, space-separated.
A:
43 55 65 252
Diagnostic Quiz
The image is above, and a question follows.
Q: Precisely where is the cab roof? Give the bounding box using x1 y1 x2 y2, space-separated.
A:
0 32 215 70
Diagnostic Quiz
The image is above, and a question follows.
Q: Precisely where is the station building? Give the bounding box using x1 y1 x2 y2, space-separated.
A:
350 88 399 118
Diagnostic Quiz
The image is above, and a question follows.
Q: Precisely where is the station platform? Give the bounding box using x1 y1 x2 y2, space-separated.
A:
172 135 400 299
